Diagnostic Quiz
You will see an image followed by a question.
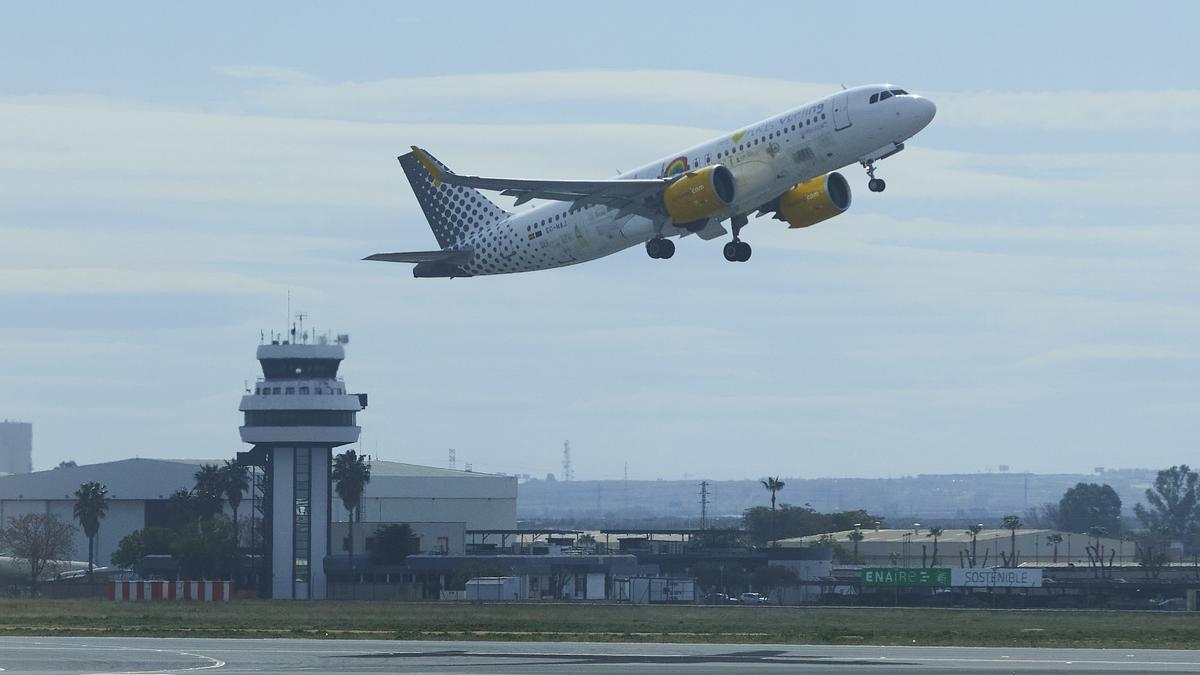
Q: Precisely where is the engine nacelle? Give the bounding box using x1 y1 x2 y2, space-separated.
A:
662 164 736 226
777 172 851 228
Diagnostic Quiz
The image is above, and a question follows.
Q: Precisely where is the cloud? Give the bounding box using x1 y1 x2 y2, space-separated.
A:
0 268 295 296
213 64 315 85
215 68 1200 133
1023 344 1199 366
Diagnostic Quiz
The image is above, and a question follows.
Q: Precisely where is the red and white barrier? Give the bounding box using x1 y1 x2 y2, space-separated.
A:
109 580 234 602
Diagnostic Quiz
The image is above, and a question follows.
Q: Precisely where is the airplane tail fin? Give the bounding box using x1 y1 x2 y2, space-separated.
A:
398 147 511 249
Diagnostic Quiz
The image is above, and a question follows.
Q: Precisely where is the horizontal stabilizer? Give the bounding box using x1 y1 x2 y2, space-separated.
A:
363 249 473 264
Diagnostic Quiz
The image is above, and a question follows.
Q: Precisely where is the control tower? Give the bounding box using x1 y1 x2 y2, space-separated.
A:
238 319 366 600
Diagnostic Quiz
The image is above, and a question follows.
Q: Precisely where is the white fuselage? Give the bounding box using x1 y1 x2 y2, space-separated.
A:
456 84 935 276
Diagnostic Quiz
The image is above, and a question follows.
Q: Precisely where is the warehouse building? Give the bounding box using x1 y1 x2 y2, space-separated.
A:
778 527 1131 567
0 457 516 576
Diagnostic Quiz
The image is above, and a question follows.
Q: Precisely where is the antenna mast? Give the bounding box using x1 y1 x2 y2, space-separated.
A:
561 440 574 482
699 480 710 529
448 448 456 471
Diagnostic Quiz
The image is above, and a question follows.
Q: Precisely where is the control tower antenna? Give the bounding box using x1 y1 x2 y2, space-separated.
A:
448 448 456 471
562 440 574 482
295 312 309 344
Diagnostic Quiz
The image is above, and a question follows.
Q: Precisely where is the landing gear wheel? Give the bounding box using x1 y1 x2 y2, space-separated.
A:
736 241 752 262
862 160 886 192
723 242 740 262
646 238 674 259
724 214 751 263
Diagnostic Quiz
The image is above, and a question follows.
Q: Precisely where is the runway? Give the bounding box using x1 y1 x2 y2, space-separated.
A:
2 636 1199 673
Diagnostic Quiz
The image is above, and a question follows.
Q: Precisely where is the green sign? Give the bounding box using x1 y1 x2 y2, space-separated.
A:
862 567 951 587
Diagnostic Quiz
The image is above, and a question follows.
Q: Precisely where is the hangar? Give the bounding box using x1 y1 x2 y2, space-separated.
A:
0 457 516 580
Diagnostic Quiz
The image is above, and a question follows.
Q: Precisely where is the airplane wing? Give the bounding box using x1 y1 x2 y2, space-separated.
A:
363 248 473 264
409 146 669 220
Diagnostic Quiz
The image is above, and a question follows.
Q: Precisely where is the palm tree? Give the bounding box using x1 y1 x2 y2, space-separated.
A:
1001 515 1022 564
926 526 944 567
220 460 251 544
193 463 224 519
964 523 984 567
760 477 785 546
847 529 864 563
1046 533 1063 563
332 449 372 572
73 481 110 581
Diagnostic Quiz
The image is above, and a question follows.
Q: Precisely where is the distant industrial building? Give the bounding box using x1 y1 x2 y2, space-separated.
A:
0 421 33 475
332 460 516 530
778 527 1132 567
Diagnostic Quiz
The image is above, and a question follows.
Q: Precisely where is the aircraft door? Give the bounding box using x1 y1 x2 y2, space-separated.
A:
832 92 851 131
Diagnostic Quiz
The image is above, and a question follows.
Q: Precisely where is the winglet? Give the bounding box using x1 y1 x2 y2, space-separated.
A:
410 145 444 187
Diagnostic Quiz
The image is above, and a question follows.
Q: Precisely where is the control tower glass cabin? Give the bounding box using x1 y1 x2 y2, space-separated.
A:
239 332 366 600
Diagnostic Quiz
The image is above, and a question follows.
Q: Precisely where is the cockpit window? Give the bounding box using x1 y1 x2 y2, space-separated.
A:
879 91 893 101
890 89 908 95
869 93 879 104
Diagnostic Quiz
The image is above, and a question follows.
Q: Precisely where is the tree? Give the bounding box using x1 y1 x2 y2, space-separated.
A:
171 515 238 579
72 481 110 581
368 524 421 565
1001 515 1022 565
1024 502 1060 529
1134 530 1170 578
964 524 984 567
0 513 76 592
192 463 225 520
1058 483 1122 534
1134 465 1199 541
111 526 177 573
219 460 250 544
1046 533 1063 563
332 449 371 571
55 460 77 470
847 529 864 563
760 476 785 546
926 526 944 567
741 505 883 546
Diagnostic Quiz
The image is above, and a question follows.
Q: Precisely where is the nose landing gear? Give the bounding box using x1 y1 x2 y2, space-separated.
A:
723 214 752 262
863 160 886 192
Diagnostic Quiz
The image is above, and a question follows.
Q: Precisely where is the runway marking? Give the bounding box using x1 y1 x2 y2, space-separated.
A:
0 638 225 672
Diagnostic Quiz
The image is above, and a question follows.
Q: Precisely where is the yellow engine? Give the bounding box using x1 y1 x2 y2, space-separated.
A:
777 172 852 228
662 164 736 226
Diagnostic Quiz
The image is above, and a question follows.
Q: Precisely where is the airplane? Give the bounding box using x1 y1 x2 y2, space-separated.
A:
366 84 935 277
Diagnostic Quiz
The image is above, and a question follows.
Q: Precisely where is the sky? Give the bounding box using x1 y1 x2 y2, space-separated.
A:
1 2 1197 480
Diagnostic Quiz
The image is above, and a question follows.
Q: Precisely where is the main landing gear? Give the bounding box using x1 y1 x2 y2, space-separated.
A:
646 237 675 259
723 214 752 262
863 160 887 192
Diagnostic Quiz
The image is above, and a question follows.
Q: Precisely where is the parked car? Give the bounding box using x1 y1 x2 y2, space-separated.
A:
1157 597 1186 611
704 592 740 605
739 592 769 605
